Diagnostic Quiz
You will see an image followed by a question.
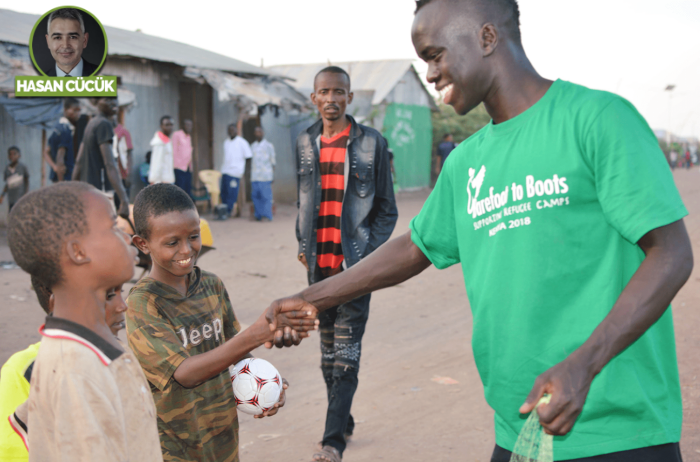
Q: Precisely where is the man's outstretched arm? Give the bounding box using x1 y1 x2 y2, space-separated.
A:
521 219 693 436
265 231 432 347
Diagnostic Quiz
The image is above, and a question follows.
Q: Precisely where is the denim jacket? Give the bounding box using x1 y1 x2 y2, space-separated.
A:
295 115 398 283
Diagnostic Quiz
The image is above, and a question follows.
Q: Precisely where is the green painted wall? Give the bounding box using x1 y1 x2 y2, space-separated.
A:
382 103 433 190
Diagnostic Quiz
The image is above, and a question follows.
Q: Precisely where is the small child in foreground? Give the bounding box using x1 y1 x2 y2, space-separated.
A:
7 182 163 462
127 183 317 462
3 281 131 459
0 276 52 462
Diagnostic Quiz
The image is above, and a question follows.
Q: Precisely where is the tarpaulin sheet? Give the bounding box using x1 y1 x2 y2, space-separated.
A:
0 96 61 129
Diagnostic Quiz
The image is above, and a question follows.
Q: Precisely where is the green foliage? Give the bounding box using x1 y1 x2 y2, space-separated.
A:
432 103 491 148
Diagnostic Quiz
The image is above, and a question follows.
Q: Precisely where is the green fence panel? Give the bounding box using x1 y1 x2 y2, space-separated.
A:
382 103 433 190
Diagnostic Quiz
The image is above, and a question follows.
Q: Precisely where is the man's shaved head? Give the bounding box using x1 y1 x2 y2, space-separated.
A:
412 0 527 116
8 182 93 289
314 66 351 91
415 0 521 43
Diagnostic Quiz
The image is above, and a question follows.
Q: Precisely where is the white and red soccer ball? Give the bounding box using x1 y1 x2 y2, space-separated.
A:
230 358 282 416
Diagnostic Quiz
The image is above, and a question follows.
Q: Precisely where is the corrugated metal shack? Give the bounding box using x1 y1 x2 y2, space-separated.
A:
270 60 438 191
0 8 310 225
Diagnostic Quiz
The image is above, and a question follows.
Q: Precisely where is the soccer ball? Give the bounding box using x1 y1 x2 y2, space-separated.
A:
230 358 282 416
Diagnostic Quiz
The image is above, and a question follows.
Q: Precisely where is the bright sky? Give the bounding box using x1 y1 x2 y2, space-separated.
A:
3 0 699 137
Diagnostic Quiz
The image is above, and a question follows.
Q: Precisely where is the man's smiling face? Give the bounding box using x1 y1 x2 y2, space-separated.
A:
46 18 88 74
411 1 492 116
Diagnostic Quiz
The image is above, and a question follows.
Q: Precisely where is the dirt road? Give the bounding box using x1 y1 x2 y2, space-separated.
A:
1 170 698 461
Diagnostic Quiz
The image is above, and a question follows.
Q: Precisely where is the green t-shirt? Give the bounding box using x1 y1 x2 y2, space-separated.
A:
126 267 241 462
410 80 687 459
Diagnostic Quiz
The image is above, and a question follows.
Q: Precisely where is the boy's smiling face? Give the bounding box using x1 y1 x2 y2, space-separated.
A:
136 209 201 284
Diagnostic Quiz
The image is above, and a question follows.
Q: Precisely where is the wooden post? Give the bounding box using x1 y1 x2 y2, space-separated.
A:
41 129 46 187
191 89 199 188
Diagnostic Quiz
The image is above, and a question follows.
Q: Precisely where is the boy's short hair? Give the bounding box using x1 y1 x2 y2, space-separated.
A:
31 275 52 314
8 183 93 289
133 184 196 240
8 146 20 154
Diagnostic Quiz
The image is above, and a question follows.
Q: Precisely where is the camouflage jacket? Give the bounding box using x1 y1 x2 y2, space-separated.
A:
126 267 241 462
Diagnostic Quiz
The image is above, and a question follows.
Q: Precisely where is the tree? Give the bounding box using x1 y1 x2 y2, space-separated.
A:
432 103 490 150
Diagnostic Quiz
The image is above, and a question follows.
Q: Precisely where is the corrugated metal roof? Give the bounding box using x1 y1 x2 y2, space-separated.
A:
0 8 272 76
269 60 432 106
183 67 311 113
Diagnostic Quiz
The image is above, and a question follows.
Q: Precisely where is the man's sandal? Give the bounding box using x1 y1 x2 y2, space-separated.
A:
316 434 351 451
312 445 341 462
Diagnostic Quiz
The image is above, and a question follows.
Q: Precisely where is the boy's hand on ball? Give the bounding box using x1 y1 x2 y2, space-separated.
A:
254 378 289 419
519 355 594 436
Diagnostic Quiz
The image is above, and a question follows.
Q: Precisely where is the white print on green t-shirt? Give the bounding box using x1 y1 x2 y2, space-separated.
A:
177 317 223 347
468 166 570 236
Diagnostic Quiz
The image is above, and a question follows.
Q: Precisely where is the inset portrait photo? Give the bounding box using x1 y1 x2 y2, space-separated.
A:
29 6 107 77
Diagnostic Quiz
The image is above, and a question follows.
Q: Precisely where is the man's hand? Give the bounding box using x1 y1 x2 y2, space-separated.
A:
264 295 319 349
298 253 309 271
55 163 67 176
117 201 130 220
519 356 594 436
254 378 289 419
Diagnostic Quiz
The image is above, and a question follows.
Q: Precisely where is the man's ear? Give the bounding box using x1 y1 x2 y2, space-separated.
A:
347 91 354 105
310 92 317 106
132 235 150 255
480 23 499 57
65 239 91 266
45 34 50 49
83 32 89 48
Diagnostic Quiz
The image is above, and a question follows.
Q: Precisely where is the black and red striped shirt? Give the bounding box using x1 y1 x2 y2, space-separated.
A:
316 124 351 275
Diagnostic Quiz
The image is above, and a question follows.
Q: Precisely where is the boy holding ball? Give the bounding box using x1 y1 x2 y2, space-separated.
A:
126 184 317 461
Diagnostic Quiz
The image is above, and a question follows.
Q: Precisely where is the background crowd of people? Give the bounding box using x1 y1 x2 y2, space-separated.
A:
2 97 278 224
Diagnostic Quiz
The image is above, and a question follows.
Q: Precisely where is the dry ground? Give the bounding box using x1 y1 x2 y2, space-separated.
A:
0 170 699 461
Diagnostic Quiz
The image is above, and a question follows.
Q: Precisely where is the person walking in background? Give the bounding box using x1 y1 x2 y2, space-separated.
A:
669 149 678 170
45 98 81 182
148 116 175 185
72 97 130 219
114 113 133 197
684 148 692 169
437 133 456 172
1 146 29 212
220 120 252 219
172 119 193 196
295 66 398 462
250 126 276 221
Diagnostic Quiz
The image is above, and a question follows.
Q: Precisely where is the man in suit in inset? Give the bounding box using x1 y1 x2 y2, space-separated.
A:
44 8 98 77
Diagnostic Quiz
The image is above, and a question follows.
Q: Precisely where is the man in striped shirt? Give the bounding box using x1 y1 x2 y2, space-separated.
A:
294 66 398 462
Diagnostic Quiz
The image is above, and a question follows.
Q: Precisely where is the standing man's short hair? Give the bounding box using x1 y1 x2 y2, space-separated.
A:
47 8 85 34
63 97 80 109
8 146 20 154
160 115 173 125
314 66 351 89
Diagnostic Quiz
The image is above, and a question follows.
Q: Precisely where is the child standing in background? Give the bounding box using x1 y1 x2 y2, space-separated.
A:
1 147 29 212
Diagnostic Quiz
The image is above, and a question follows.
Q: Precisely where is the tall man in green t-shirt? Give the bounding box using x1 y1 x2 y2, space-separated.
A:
265 0 693 461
